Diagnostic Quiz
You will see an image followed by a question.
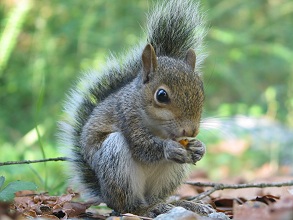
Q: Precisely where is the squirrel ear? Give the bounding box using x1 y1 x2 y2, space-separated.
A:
185 49 196 71
142 44 157 83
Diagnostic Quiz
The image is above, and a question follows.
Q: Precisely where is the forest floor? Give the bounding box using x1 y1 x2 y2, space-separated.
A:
2 166 293 220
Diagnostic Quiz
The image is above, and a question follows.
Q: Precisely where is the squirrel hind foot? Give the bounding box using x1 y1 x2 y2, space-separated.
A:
172 200 215 216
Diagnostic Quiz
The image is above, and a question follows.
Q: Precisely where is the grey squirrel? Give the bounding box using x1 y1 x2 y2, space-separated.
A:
59 0 213 217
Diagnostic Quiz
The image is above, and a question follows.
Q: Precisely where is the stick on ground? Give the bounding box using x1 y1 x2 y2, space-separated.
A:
185 180 293 200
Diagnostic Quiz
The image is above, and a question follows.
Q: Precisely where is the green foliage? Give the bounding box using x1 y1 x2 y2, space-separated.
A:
0 176 37 201
203 0 293 122
0 0 292 192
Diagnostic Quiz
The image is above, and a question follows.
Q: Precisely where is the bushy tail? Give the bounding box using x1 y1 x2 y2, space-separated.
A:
59 0 206 198
147 0 206 65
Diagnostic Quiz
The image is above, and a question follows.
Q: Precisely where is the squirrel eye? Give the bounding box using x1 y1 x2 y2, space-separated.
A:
156 89 170 103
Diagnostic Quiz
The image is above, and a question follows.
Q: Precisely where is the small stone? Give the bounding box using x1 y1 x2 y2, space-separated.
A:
154 206 201 220
208 212 230 220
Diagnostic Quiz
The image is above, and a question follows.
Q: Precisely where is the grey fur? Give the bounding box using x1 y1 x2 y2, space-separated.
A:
58 0 211 217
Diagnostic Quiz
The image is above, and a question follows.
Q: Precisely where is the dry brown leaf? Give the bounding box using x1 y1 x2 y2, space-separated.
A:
22 210 37 218
39 214 60 219
233 200 270 220
233 195 293 220
12 190 89 219
62 201 91 217
271 195 293 211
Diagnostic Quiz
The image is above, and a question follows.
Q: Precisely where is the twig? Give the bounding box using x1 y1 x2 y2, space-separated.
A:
0 157 69 166
185 180 293 201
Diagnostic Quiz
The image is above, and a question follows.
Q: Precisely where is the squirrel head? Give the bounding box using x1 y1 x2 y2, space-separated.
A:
138 44 204 140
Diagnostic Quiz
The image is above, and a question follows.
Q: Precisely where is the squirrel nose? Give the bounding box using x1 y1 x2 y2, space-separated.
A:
182 127 198 137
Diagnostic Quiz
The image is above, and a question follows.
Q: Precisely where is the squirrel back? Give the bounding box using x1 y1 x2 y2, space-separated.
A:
59 0 208 216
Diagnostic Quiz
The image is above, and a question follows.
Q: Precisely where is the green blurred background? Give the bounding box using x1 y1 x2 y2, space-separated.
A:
0 0 292 195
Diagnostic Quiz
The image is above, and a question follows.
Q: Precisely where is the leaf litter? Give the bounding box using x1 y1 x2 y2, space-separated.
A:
1 172 292 219
11 189 95 219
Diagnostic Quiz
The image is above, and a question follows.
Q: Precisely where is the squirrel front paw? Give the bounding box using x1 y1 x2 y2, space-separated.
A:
163 139 205 164
164 140 188 163
185 139 206 164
